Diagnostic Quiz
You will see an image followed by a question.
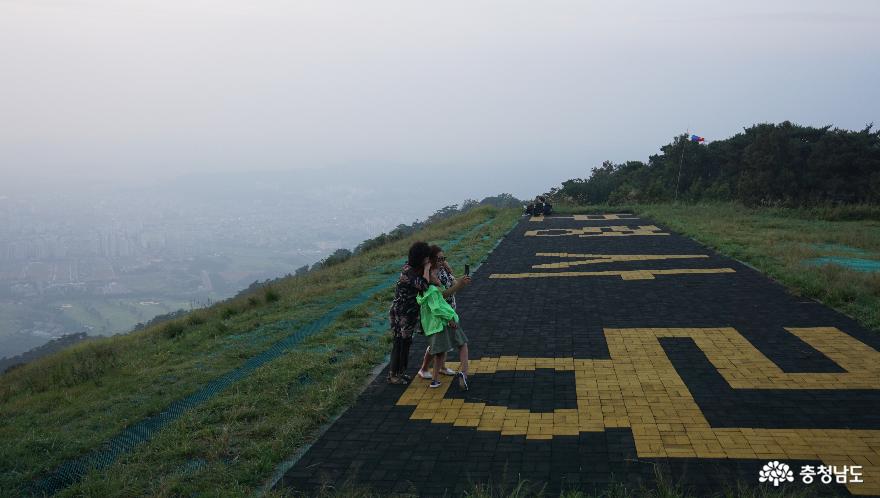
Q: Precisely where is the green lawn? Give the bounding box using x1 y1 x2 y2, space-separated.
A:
555 202 880 333
0 206 520 497
54 298 192 336
637 203 880 333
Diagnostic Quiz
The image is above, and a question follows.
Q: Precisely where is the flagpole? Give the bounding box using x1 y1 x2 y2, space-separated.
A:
675 129 688 203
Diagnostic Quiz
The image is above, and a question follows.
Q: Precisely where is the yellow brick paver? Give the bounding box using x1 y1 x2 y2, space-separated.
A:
397 326 880 495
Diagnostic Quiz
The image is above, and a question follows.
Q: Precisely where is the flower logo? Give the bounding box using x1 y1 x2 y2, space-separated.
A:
759 461 795 486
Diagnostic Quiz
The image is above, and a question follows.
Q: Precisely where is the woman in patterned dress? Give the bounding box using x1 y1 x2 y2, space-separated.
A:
387 241 432 384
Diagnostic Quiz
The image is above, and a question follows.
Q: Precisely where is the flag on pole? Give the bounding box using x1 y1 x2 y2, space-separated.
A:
690 134 705 143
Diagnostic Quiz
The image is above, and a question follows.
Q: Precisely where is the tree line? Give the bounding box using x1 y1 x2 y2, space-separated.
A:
548 122 880 206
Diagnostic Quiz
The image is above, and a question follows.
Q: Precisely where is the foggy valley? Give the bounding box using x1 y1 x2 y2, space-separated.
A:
0 170 486 358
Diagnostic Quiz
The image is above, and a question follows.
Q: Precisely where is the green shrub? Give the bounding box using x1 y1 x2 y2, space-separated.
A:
264 287 280 303
320 249 353 268
187 313 207 326
161 321 186 339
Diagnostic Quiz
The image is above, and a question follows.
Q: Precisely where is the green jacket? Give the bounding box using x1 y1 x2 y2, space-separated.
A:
416 285 459 336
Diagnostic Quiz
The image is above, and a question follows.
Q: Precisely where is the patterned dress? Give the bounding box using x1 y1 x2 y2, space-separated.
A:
389 264 429 339
436 266 457 310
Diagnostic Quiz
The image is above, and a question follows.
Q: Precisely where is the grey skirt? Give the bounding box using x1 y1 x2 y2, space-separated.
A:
427 323 468 355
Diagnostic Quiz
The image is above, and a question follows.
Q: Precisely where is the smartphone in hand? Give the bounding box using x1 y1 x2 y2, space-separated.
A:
464 264 470 276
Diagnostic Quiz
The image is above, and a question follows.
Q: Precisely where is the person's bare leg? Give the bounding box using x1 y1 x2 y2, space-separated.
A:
419 346 431 374
458 343 469 375
457 344 470 390
432 352 445 382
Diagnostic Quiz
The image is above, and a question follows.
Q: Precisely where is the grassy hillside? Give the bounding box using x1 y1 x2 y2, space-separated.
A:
0 206 520 497
556 202 880 333
5 201 875 497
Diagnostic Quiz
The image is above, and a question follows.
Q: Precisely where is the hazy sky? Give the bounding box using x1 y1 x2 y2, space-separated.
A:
2 0 878 199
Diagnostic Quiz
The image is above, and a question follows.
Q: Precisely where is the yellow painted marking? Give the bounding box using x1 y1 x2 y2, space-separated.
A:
574 214 637 220
489 268 735 280
532 253 709 269
529 214 639 222
525 225 668 237
396 327 880 495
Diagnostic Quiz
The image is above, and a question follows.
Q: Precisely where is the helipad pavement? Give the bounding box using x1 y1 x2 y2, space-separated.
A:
277 214 880 497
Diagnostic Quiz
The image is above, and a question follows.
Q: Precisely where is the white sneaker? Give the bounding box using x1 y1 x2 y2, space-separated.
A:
417 369 432 380
440 367 457 376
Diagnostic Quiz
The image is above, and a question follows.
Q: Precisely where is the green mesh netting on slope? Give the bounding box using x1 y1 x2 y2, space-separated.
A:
806 257 880 272
31 214 508 496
